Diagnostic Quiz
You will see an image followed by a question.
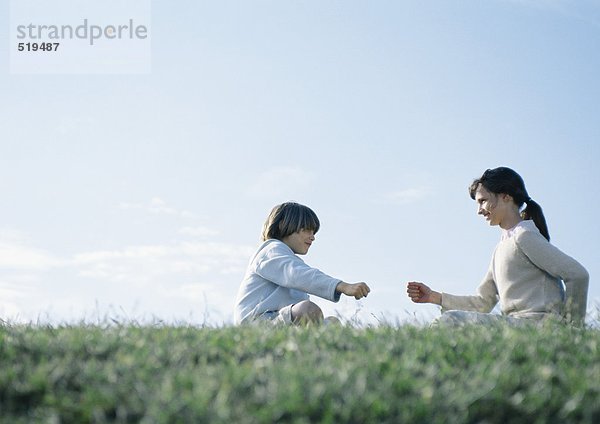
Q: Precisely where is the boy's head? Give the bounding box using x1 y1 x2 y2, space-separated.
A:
261 202 320 242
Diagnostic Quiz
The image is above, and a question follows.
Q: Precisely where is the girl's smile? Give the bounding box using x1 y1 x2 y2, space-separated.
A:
474 184 522 230
475 186 499 225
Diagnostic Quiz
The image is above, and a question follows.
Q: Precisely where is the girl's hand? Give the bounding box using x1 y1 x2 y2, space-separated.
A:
406 281 442 305
336 282 370 300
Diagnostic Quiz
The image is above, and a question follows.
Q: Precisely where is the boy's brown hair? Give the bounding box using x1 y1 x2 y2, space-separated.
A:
261 202 320 242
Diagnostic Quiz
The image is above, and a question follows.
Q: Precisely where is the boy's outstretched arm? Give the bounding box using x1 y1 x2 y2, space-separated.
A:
336 282 370 300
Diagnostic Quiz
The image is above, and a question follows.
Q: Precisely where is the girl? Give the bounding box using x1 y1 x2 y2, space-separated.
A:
234 202 370 325
407 167 589 325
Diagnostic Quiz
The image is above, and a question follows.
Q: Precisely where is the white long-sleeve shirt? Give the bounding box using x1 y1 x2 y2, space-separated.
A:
234 239 341 324
442 220 590 322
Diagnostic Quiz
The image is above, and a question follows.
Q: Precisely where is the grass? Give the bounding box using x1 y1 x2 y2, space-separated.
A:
0 321 599 423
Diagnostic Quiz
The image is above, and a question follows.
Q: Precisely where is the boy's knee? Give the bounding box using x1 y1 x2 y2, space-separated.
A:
324 316 341 326
292 300 324 324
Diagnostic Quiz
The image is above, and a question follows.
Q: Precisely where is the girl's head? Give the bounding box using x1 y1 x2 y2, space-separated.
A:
261 202 320 242
469 167 550 241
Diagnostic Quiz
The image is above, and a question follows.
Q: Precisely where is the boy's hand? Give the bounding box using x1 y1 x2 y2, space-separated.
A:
336 282 370 300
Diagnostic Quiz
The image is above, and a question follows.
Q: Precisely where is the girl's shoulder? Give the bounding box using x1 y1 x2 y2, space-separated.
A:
512 222 550 253
512 220 543 240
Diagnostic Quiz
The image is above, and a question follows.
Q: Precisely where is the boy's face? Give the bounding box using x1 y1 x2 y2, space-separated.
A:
281 229 315 255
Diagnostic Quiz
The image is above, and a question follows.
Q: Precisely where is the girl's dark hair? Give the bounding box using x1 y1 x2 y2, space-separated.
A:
261 202 320 242
469 167 550 241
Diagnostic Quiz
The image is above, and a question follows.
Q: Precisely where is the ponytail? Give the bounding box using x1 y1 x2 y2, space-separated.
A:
521 198 550 241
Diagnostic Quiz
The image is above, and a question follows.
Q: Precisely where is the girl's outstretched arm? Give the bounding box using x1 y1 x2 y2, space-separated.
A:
406 282 442 305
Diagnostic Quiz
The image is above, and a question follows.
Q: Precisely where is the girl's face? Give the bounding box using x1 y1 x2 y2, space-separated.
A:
474 185 513 227
281 228 315 255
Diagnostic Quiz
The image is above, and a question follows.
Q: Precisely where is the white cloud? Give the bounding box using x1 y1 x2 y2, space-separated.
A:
0 226 255 323
0 228 28 243
147 197 194 217
158 281 236 323
246 167 315 198
0 283 29 300
0 301 21 319
0 242 63 269
0 281 35 319
118 197 195 218
73 241 254 284
167 282 227 303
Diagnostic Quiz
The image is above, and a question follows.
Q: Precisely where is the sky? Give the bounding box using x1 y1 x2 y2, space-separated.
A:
1 0 598 325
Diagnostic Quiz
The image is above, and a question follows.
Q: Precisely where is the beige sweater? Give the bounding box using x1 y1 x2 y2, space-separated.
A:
442 220 590 322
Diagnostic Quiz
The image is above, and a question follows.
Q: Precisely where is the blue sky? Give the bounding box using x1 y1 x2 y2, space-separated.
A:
1 0 598 324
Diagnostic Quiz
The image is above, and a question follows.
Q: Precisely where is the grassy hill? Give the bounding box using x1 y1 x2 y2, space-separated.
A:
1 321 599 423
